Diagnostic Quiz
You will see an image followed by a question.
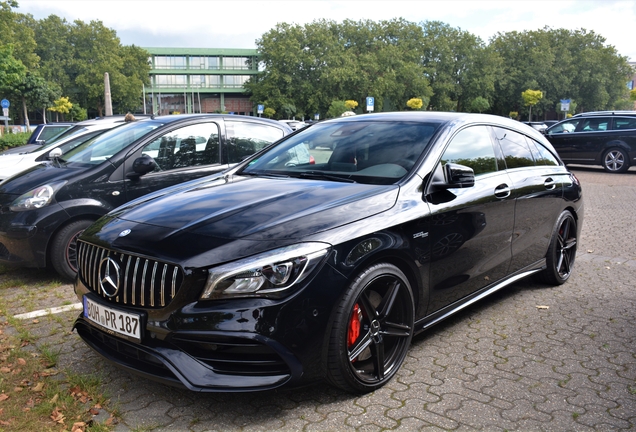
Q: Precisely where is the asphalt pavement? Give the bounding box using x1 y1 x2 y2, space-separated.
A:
2 164 635 431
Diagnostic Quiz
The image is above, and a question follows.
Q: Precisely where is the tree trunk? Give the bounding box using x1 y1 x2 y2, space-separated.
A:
22 97 30 130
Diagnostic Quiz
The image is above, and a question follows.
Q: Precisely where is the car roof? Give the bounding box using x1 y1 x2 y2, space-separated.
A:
573 111 636 117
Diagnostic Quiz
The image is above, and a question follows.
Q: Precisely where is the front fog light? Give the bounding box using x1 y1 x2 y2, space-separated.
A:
201 243 330 300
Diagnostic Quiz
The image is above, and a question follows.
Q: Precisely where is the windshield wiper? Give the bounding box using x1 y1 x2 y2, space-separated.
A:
240 170 290 178
298 171 356 183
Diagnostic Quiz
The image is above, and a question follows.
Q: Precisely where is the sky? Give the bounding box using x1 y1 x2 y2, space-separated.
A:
15 0 636 61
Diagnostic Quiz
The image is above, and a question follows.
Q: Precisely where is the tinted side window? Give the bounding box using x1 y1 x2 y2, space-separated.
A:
142 122 220 171
527 139 559 166
548 119 579 134
612 117 636 130
576 117 610 132
441 126 499 176
226 122 285 164
493 127 535 169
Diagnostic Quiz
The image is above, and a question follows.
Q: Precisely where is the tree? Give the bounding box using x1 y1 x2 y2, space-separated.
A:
490 27 631 116
246 19 432 118
406 98 423 110
280 103 297 119
469 97 490 113
522 89 543 121
327 100 348 118
345 100 359 110
48 96 72 121
0 1 39 69
13 72 57 128
419 21 497 112
263 107 276 118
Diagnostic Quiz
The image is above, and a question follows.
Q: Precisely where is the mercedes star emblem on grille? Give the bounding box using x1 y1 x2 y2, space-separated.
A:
99 257 121 298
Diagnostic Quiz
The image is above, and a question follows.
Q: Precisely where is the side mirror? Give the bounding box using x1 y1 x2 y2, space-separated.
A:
443 163 475 188
48 147 63 159
129 155 157 177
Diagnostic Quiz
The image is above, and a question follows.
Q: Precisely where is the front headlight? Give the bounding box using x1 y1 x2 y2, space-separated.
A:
200 242 330 300
9 181 67 211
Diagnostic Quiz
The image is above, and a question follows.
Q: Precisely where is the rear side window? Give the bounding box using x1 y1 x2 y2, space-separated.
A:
493 127 535 169
441 126 499 176
226 122 285 163
527 139 559 166
613 117 636 130
576 117 610 132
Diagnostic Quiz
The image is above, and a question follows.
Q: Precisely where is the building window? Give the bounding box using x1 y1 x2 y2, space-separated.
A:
154 56 187 69
223 57 250 70
190 75 205 88
154 75 187 87
223 75 250 88
188 56 220 70
206 75 221 87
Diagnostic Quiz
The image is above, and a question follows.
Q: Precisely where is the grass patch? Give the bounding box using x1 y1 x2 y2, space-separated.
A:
0 311 116 430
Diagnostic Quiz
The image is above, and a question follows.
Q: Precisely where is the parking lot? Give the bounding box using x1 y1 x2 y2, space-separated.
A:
1 165 634 431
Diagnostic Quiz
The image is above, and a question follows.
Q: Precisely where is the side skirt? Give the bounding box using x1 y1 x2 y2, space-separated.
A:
415 262 545 334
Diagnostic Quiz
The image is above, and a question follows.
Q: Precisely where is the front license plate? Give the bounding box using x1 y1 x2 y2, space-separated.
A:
83 296 142 341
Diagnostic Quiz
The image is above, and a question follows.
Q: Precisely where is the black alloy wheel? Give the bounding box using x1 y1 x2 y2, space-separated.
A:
602 148 629 173
51 219 94 281
325 263 414 393
536 211 577 285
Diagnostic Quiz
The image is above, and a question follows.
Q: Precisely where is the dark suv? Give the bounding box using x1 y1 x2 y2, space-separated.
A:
543 111 636 173
0 114 291 280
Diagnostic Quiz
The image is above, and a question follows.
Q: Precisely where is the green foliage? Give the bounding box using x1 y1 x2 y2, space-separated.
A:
420 21 497 112
470 96 490 113
509 111 519 119
406 98 423 110
246 18 432 119
0 131 28 151
327 100 348 118
70 103 88 121
630 89 636 101
0 44 26 95
280 103 297 119
490 27 632 116
263 107 275 118
522 89 543 121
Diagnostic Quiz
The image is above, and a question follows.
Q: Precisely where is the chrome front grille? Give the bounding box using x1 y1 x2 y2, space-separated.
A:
77 241 184 308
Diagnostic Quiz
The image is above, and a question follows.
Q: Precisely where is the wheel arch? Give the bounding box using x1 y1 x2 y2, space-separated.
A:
45 213 102 268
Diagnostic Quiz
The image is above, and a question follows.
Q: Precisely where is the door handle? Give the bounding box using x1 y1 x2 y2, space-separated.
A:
544 177 556 190
494 183 511 199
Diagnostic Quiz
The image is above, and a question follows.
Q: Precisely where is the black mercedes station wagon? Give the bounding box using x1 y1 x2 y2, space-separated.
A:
0 114 291 280
73 112 583 394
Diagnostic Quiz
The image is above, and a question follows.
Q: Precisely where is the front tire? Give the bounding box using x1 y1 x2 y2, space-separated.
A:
536 211 577 285
602 148 629 173
50 219 93 281
324 263 414 393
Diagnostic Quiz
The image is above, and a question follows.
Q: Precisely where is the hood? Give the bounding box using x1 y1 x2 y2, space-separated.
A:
116 176 399 242
0 163 82 194
83 175 398 267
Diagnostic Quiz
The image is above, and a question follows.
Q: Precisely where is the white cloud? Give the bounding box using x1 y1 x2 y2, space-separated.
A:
16 0 636 59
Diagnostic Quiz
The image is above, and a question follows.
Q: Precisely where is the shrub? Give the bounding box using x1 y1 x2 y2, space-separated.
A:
0 131 29 151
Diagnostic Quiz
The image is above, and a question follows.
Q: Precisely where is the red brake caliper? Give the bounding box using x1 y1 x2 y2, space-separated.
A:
348 303 361 349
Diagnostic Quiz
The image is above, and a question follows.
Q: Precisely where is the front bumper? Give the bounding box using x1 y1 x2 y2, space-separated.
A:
0 202 69 268
73 260 348 392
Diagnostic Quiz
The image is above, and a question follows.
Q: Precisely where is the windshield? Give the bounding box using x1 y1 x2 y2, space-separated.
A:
63 121 164 165
241 120 440 185
36 126 89 152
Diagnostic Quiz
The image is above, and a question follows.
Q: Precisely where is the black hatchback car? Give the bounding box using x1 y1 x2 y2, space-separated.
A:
543 111 636 173
73 112 583 394
0 114 291 280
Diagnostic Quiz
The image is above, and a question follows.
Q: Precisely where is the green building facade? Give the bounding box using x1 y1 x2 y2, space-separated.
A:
144 47 259 116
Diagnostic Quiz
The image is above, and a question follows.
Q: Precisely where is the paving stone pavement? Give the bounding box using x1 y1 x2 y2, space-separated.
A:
2 165 635 431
